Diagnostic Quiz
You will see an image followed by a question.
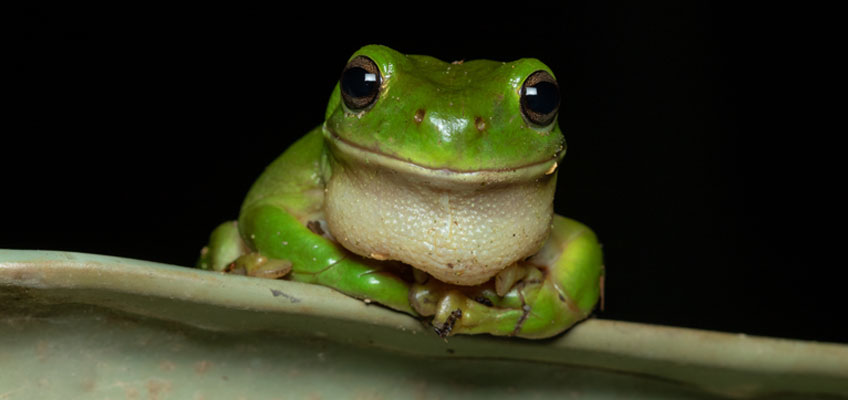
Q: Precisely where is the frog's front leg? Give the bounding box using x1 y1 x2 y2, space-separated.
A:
410 215 604 339
197 128 416 315
198 206 416 316
237 203 416 315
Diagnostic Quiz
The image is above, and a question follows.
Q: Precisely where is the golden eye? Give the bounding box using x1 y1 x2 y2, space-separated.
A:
340 56 381 110
520 70 560 126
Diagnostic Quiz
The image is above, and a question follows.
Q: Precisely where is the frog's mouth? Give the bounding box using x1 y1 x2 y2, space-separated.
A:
324 127 564 187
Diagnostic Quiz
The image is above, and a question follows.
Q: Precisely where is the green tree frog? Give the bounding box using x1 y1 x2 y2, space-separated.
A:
197 45 604 339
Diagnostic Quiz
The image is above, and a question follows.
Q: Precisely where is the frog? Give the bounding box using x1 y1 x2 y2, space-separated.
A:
196 45 604 339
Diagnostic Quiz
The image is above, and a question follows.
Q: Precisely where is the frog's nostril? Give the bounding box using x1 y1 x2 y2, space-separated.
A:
474 116 486 132
414 109 426 124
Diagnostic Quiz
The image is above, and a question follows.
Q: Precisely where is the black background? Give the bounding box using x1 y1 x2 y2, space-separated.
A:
9 5 845 343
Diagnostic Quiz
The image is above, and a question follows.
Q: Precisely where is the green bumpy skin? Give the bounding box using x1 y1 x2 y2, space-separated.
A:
197 45 604 339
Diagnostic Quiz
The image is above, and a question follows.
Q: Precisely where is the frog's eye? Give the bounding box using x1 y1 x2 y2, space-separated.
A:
340 55 382 110
520 70 560 127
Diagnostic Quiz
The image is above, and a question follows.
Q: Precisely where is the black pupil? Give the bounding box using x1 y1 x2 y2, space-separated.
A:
341 66 378 99
524 81 559 115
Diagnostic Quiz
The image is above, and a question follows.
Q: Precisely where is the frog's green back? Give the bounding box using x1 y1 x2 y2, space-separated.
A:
324 45 565 172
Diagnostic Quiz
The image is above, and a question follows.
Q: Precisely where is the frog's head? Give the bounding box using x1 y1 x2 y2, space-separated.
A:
323 44 565 172
322 45 567 286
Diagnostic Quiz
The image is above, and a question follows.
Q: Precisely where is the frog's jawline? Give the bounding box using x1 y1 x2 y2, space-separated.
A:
325 127 565 181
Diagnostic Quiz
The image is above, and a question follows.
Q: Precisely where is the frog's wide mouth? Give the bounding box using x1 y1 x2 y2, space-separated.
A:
324 127 564 185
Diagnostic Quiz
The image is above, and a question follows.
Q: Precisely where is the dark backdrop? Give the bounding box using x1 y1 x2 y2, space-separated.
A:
9 5 845 343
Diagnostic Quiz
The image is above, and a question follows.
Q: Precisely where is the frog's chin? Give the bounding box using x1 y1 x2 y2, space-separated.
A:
324 127 563 187
323 127 560 286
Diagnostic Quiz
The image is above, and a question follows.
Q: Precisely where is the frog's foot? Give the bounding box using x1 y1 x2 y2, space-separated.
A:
410 268 544 339
410 215 605 339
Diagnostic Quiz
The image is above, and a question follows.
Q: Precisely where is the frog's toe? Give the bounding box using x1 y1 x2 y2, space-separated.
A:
248 259 293 279
409 281 441 317
231 252 293 279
